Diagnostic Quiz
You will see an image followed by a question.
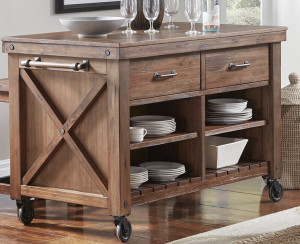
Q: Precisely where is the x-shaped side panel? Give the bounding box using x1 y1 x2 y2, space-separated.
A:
20 69 108 196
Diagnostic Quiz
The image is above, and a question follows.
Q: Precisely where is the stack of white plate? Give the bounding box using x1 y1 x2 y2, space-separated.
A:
139 161 185 181
206 98 253 125
130 115 176 137
0 159 10 178
130 166 148 189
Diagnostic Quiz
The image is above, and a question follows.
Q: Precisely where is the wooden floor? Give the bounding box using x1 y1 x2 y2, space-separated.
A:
0 177 299 243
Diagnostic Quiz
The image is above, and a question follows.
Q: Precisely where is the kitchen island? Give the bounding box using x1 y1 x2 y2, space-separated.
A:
1 23 286 242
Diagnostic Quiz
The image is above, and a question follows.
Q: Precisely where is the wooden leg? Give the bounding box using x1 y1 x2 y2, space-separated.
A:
107 60 131 217
9 54 22 200
262 43 282 179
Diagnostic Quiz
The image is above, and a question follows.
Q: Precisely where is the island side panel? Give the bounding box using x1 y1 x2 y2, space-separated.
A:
107 59 131 216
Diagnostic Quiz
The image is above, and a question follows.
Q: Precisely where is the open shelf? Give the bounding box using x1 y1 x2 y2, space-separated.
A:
205 120 267 136
130 132 198 150
131 161 268 206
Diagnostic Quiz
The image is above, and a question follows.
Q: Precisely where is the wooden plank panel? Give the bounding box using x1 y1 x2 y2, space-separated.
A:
130 91 202 106
262 43 282 179
64 133 108 196
130 53 200 100
204 80 269 95
120 31 286 59
4 42 118 59
206 45 269 89
132 165 268 205
64 80 107 131
107 60 131 216
22 135 63 185
205 120 267 136
8 54 22 200
130 132 198 150
21 185 108 208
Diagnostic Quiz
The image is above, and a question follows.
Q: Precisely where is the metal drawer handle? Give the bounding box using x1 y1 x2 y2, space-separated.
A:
153 70 177 80
21 57 89 71
228 61 250 70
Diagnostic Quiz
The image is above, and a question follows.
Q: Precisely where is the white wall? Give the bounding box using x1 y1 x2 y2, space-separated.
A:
272 1 300 87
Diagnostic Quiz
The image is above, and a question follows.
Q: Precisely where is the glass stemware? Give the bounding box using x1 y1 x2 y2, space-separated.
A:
120 0 137 34
143 0 160 33
164 0 179 29
184 0 201 35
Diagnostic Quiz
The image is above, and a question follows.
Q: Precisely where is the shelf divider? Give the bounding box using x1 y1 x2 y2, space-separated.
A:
205 120 267 136
130 132 198 150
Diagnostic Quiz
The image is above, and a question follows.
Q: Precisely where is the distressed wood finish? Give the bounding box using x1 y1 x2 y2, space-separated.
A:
262 43 282 179
129 53 200 100
206 45 269 89
21 186 107 208
130 132 198 150
8 54 23 200
205 120 267 136
1 24 286 238
132 162 268 205
107 60 131 216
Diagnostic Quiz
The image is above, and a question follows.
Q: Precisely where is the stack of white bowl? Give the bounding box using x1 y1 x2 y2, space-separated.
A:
139 161 185 181
130 166 148 189
130 115 176 137
206 98 252 125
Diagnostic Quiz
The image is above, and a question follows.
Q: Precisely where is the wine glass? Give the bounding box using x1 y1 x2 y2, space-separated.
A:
164 0 179 29
184 0 201 35
143 0 160 33
120 0 137 34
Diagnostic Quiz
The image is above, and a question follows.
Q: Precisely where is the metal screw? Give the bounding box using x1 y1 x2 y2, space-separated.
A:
124 201 128 208
60 129 65 135
105 50 111 56
10 44 14 50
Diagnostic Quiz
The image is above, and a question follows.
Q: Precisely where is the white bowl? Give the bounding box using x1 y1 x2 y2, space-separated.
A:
205 136 248 169
59 17 125 38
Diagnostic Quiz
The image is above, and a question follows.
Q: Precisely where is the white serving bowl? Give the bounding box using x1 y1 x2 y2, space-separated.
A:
205 136 248 169
59 17 125 38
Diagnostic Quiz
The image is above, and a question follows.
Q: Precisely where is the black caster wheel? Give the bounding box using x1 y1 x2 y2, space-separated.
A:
268 180 284 202
114 216 132 243
16 199 34 225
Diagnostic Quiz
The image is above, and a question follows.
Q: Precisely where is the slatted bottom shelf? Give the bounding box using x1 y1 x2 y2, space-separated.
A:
131 161 268 206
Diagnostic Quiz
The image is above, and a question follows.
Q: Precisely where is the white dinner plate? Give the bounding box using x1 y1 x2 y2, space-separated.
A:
131 115 175 123
139 161 185 170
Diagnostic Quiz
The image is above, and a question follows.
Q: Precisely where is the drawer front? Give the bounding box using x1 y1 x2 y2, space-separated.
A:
130 53 200 100
205 45 269 89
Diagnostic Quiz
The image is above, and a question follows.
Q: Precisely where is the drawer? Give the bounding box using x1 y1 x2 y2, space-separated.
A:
129 53 200 100
205 45 269 89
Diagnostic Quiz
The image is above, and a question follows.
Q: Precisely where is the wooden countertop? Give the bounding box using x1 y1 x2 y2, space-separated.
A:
1 23 287 48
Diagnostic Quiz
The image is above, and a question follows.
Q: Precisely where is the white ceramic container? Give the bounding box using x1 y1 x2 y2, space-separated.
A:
59 17 125 37
205 136 248 169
